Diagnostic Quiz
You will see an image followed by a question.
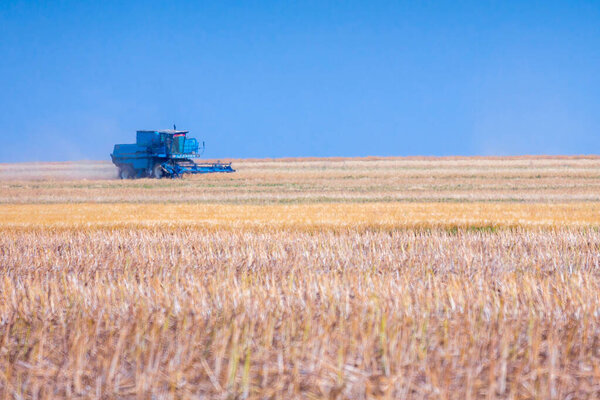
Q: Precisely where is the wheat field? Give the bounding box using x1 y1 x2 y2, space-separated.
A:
1 157 600 399
2 157 600 204
1 202 600 229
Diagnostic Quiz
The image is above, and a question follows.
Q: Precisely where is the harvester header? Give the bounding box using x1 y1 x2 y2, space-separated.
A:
110 129 235 179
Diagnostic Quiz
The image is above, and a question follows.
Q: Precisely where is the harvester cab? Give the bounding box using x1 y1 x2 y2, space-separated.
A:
110 129 234 179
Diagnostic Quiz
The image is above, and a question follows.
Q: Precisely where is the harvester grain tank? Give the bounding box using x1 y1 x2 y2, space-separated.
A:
110 129 234 179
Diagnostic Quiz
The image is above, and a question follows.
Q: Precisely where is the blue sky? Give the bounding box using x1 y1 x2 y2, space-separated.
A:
1 1 599 162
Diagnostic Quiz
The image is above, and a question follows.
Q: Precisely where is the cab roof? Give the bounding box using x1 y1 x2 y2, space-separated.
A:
137 129 189 135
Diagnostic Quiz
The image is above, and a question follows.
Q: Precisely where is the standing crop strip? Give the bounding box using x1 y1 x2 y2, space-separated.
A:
1 202 600 229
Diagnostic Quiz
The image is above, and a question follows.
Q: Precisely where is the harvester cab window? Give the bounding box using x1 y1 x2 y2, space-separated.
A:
173 134 186 154
160 133 173 154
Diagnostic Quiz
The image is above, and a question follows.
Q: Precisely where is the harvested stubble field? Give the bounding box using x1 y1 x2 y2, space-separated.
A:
1 157 600 399
1 156 600 204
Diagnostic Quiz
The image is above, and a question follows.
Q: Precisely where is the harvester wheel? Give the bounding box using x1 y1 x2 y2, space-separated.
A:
152 163 164 179
119 166 135 179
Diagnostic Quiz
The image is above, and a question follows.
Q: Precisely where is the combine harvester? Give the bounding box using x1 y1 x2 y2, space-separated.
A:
111 129 234 179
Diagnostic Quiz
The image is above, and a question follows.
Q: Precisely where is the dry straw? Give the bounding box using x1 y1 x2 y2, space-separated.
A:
1 227 600 398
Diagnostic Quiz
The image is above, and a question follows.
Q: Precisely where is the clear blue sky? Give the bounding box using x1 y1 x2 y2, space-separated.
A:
1 1 599 162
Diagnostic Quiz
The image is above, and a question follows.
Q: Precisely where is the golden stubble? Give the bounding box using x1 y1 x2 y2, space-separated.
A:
2 157 600 203
2 157 600 398
1 227 600 398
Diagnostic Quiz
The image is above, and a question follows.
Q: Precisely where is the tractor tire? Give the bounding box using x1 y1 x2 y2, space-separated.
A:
119 166 135 179
152 163 164 179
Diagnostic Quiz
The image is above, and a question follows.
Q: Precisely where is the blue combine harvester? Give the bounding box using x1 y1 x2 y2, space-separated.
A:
110 129 235 179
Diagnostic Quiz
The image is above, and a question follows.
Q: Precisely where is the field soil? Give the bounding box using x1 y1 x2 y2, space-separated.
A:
1 157 600 399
